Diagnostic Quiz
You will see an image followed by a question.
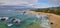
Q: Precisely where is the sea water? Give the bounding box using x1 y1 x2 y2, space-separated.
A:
36 14 51 28
0 10 51 28
0 10 37 28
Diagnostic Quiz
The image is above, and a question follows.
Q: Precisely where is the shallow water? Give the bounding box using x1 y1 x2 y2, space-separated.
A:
36 14 51 28
0 10 38 28
0 10 51 28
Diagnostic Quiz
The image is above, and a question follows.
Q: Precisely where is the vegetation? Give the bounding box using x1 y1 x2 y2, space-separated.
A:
31 7 60 15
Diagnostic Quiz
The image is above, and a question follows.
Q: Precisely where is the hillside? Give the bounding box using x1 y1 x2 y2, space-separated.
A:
30 7 60 15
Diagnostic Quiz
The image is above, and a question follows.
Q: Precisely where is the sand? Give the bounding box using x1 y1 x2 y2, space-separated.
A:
27 11 60 28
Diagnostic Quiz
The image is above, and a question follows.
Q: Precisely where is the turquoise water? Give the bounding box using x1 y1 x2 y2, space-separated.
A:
0 10 50 28
36 14 50 28
0 10 38 28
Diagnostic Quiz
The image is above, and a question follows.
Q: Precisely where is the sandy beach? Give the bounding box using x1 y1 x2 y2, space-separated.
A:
27 11 60 28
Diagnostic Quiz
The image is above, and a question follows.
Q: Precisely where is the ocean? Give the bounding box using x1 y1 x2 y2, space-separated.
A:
0 10 51 28
0 10 37 28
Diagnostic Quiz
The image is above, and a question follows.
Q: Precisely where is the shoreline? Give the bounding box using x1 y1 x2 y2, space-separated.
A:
27 11 60 28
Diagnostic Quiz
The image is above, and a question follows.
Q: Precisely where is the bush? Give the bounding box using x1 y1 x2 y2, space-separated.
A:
31 7 60 15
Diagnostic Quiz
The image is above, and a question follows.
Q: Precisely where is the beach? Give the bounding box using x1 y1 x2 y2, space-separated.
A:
27 11 60 28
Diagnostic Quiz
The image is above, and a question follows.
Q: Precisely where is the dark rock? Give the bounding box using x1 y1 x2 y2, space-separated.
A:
1 18 6 21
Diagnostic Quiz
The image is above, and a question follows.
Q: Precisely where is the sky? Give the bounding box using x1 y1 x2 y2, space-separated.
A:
0 0 60 8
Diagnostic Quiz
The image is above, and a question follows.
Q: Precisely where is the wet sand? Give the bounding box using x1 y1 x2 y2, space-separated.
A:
27 11 60 28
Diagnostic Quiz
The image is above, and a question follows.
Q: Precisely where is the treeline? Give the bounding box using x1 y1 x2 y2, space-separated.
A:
31 7 60 15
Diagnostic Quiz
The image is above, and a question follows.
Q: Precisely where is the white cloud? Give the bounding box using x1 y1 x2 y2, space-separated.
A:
0 0 38 6
48 0 60 4
0 0 59 8
48 0 60 2
30 3 50 8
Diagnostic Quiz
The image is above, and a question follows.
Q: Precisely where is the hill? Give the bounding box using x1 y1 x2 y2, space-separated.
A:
30 7 60 15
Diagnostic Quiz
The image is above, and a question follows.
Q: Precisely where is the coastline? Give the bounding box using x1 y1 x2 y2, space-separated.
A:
27 11 60 28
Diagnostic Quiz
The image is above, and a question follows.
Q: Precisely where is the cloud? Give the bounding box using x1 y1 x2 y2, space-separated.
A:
0 0 59 8
0 0 38 6
30 3 50 8
48 0 60 4
48 0 60 2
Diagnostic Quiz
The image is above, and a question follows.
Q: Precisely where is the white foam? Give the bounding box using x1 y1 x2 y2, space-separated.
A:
7 23 13 27
36 14 51 28
13 18 21 23
0 17 9 20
